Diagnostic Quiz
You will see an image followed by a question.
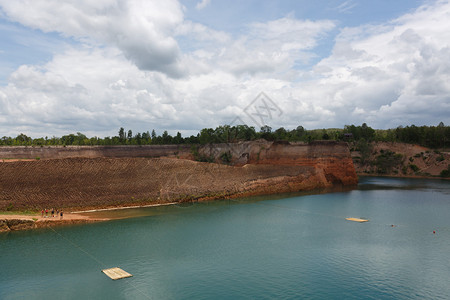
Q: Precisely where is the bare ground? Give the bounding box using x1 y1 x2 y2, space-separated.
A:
0 157 333 211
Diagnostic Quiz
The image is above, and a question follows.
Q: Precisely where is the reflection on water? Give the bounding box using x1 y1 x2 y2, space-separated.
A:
1 177 450 300
358 176 450 194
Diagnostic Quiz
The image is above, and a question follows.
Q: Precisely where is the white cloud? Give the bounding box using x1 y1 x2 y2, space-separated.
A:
248 15 335 47
0 47 186 136
190 15 336 77
196 0 210 10
0 0 186 77
301 0 450 128
0 0 449 137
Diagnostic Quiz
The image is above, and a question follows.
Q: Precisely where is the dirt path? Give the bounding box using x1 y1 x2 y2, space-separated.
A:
0 212 111 232
0 213 108 221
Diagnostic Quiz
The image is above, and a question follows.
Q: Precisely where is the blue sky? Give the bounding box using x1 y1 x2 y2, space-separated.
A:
0 0 449 137
183 0 419 28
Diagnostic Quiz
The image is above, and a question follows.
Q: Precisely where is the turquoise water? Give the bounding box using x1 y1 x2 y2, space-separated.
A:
1 177 450 299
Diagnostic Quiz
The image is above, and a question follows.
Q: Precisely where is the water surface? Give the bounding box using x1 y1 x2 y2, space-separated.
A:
1 177 449 299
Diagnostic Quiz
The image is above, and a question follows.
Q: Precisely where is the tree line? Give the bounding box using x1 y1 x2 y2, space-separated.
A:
1 122 449 149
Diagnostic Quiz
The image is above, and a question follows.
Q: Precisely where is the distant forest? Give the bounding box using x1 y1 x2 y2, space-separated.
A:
1 123 449 149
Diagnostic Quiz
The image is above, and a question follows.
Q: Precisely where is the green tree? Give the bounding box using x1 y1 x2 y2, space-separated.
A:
162 131 172 144
15 133 32 145
135 133 142 145
199 128 216 144
142 131 151 144
173 132 183 144
274 127 287 140
260 125 274 141
118 127 126 144
360 123 375 140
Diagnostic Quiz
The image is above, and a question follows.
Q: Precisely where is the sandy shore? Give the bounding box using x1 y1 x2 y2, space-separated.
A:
0 202 182 232
71 202 177 213
0 212 109 221
0 211 112 232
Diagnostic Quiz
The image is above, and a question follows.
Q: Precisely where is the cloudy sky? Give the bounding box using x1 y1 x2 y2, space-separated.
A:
0 0 449 137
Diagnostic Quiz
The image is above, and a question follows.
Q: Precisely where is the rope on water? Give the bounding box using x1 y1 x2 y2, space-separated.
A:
48 225 152 300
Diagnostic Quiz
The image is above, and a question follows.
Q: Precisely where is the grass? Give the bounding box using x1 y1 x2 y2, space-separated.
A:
0 210 38 216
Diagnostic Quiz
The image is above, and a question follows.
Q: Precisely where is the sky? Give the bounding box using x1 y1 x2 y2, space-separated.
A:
0 0 449 138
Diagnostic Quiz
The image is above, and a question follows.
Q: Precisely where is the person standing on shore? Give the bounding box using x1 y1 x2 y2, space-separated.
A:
45 209 48 218
60 210 63 219
41 209 44 218
51 208 54 217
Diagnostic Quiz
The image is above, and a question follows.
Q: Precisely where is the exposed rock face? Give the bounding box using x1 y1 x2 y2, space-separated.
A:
0 219 10 232
0 219 36 231
0 218 103 232
0 141 357 211
198 140 357 185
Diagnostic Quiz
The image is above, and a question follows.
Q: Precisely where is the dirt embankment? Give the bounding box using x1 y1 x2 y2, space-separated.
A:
351 141 450 177
0 214 106 232
198 140 357 185
0 141 357 214
0 145 191 160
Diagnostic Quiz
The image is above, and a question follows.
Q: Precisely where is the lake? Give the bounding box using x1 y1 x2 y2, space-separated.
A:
1 177 450 299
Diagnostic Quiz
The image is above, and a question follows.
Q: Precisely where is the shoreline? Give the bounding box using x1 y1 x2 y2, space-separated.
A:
357 173 449 180
71 202 177 213
0 213 109 232
0 201 181 232
2 173 446 232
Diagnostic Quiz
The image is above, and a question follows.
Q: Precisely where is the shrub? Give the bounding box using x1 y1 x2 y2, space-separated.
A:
219 151 232 164
190 145 215 163
375 150 403 174
402 166 408 174
409 164 420 172
440 165 450 178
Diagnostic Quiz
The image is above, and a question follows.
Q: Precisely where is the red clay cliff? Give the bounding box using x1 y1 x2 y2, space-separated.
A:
0 140 357 211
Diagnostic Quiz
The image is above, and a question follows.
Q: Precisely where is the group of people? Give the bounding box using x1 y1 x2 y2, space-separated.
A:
41 208 63 219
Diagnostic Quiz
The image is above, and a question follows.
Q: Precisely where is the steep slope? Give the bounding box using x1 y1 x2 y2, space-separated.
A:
0 141 357 211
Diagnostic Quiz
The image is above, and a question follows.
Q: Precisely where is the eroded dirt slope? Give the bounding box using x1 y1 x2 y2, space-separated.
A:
0 141 358 211
1 157 331 210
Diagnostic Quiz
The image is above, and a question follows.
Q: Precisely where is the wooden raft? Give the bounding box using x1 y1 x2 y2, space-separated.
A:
346 217 369 223
102 267 133 280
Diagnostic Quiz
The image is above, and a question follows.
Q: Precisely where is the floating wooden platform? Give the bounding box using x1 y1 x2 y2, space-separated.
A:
346 217 369 223
102 267 133 280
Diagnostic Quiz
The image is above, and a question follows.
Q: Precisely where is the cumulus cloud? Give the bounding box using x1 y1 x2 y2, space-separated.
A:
0 0 449 137
0 47 185 136
180 15 336 77
0 0 186 77
300 0 450 128
215 16 335 76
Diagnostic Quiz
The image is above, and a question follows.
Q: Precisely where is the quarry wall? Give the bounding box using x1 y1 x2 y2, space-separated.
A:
0 141 357 211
